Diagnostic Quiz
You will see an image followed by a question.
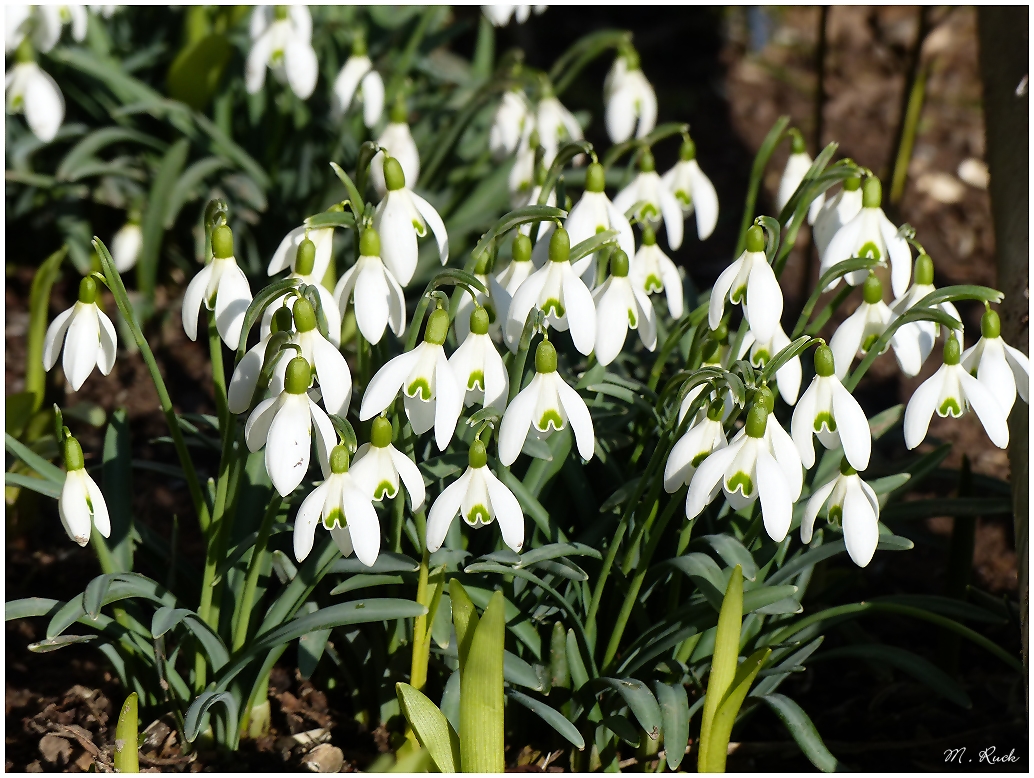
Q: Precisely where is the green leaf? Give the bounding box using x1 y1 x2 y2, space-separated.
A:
164 156 233 228
29 634 100 652
871 594 1006 624
705 647 770 772
332 552 420 576
25 246 68 411
882 498 1013 520
665 553 726 608
5 598 61 621
184 691 238 742
5 472 61 498
700 534 758 581
5 432 65 483
233 277 302 364
449 578 479 677
537 140 595 205
568 229 619 264
139 137 190 299
751 637 825 699
329 574 405 596
470 205 567 262
655 681 690 770
517 542 602 567
305 210 357 230
298 628 331 680
113 693 139 773
698 564 743 771
100 409 134 573
602 714 640 746
760 694 843 773
329 162 365 220
581 678 662 740
504 650 546 691
736 117 789 255
396 682 460 773
151 607 229 672
508 690 583 749
743 586 801 615
56 127 167 181
48 573 176 638
459 590 505 772
768 534 913 585
167 33 232 111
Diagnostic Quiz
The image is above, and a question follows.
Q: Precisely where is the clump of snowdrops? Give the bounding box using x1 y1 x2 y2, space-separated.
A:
6 5 1026 772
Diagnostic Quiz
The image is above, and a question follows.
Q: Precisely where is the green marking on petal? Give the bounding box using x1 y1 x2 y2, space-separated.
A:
627 309 637 328
813 411 837 433
726 472 754 497
691 451 710 468
731 284 747 305
752 349 770 366
939 397 963 417
465 505 493 527
828 505 843 526
542 298 565 317
536 409 565 432
374 481 397 501
641 203 659 220
644 274 664 293
323 508 345 530
675 190 691 207
406 377 433 401
467 370 485 391
412 219 428 237
861 333 880 352
858 241 881 260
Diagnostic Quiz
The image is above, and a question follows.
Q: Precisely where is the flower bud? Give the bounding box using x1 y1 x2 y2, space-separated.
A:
360 228 381 257
293 298 318 332
330 444 351 474
790 130 807 154
549 227 570 263
586 162 606 193
512 233 532 263
383 157 406 191
285 356 312 394
63 436 85 471
862 273 883 304
610 250 629 278
470 305 491 335
710 320 729 343
535 339 558 373
212 225 234 259
468 439 488 469
862 176 882 208
295 238 316 275
423 308 450 345
78 276 98 305
814 344 836 377
371 416 393 447
981 308 1001 339
745 225 766 253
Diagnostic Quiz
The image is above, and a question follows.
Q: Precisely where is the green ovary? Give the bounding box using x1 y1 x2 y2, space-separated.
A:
374 481 397 500
465 504 493 526
542 298 565 317
813 411 837 433
726 472 754 497
406 377 433 401
858 241 881 260
467 370 485 391
939 397 963 417
323 508 345 530
536 409 565 432
645 274 663 293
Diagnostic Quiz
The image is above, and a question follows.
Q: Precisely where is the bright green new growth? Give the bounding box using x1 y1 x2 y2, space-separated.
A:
470 305 490 335
610 250 629 278
370 416 393 447
468 439 488 469
330 445 350 474
78 276 97 304
585 162 606 193
698 565 743 772
981 308 1001 339
863 272 883 304
459 590 506 772
212 225 234 258
914 253 934 285
639 149 656 173
745 224 766 253
63 436 85 471
814 344 836 377
384 157 406 191
284 356 311 394
943 332 961 365
423 308 450 345
512 233 532 263
292 298 317 332
679 137 696 161
549 227 570 263
862 176 882 208
535 339 558 373
360 228 381 257
113 692 139 773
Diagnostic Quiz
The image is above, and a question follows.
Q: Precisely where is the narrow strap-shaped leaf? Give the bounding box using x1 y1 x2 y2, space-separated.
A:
5 433 65 483
579 678 662 740
700 535 758 581
113 692 139 773
100 408 134 573
5 472 61 498
568 229 619 264
698 564 743 770
25 246 67 411
138 137 190 298
5 598 61 621
735 116 789 255
233 276 303 365
760 694 843 773
459 590 505 772
470 205 567 262
449 578 479 676
396 682 460 772
184 691 238 742
151 606 230 672
508 690 584 749
655 681 690 770
537 141 595 206
704 647 771 771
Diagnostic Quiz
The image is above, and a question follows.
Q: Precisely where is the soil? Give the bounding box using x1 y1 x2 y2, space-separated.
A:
5 5 1026 773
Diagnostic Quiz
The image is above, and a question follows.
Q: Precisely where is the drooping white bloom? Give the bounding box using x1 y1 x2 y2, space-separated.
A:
663 400 728 493
44 276 117 392
709 225 782 344
57 436 110 547
591 250 656 366
332 40 384 128
492 233 536 329
285 297 352 416
5 59 64 143
821 177 912 297
961 308 1029 417
791 345 871 470
370 105 421 197
350 417 426 510
504 228 596 355
245 356 337 497
294 445 381 567
228 306 294 415
110 222 142 273
535 93 583 167
454 262 495 344
260 238 342 347
7 5 86 53
736 323 802 406
662 139 719 242
245 6 318 100
630 225 683 319
373 157 449 287
904 333 1009 450
889 252 964 376
603 47 657 144
490 90 532 160
268 223 335 282
426 440 525 553
829 272 922 379
333 228 407 345
813 176 863 259
498 340 594 466
613 150 684 250
482 5 544 26
359 309 463 452
776 134 824 225
182 225 253 350
508 130 538 207
565 162 635 284
449 305 509 412
802 460 881 568
685 403 794 542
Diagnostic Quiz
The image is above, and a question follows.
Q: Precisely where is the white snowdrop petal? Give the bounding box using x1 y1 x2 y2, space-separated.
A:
745 257 783 344
791 380 820 467
562 269 597 356
903 368 945 450
831 381 871 471
245 30 273 94
283 37 318 100
829 308 868 379
685 443 739 519
181 264 213 342
433 349 463 451
686 161 719 241
658 184 684 250
293 481 329 562
353 263 392 344
426 469 472 552
756 448 791 542
842 479 879 567
265 396 312 496
592 281 628 366
83 472 110 538
333 56 370 113
311 335 352 416
95 310 118 376
1003 343 1030 403
958 369 1010 448
63 307 100 391
245 396 280 452
59 472 92 546
43 306 75 371
801 478 836 544
389 447 426 511
483 469 525 553
24 65 64 143
555 375 594 461
213 261 252 350
341 485 381 567
877 212 913 298
975 340 1017 416
361 69 385 128
498 377 540 466
309 399 338 478
410 192 450 266
708 259 741 332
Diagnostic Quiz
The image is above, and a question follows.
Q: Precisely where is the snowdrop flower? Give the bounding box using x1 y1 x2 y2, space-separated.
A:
631 225 683 319
493 233 535 328
245 356 337 497
709 225 782 344
268 220 336 282
829 272 922 379
450 305 509 411
285 297 352 416
182 225 252 350
228 306 294 415
664 399 728 493
370 98 421 198
7 5 85 54
821 177 912 297
961 308 1029 417
294 445 381 567
904 332 1009 450
44 276 117 392
58 435 109 547
889 253 964 376
333 229 407 345
498 339 594 465
592 249 656 366
802 458 880 568
260 238 342 347
614 150 684 250
813 176 863 258
776 131 824 225
359 309 463 451
565 162 635 283
483 5 544 26
373 157 449 287
491 89 532 160
737 322 802 406
350 417 425 509
426 439 525 553
791 344 871 470
662 137 719 242
245 6 317 100
535 90 583 167
508 129 539 206
685 403 793 541
5 46 64 143
110 221 142 273
603 45 656 144
332 36 384 128
505 228 596 355
454 253 496 343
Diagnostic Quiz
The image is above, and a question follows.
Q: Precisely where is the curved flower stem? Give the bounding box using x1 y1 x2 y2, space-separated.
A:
232 495 284 653
209 314 229 434
508 310 543 403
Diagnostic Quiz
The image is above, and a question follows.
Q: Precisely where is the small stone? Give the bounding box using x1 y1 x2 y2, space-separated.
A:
39 733 72 766
915 171 965 204
25 760 43 773
74 751 95 771
957 158 990 190
301 743 344 773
